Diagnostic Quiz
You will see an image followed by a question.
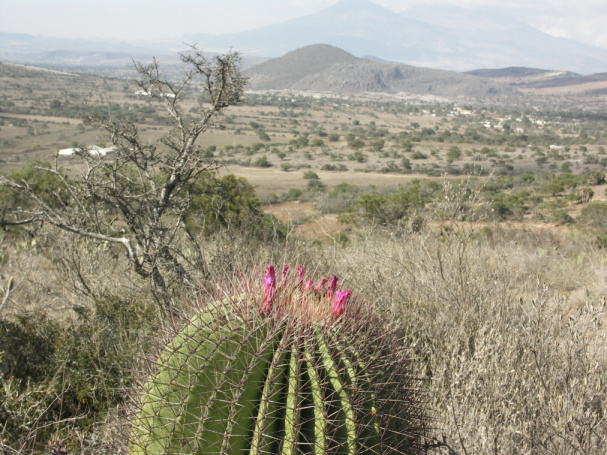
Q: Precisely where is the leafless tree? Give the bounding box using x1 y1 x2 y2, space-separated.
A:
0 47 247 309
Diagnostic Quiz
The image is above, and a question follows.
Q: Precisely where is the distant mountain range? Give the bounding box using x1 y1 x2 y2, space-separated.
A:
184 0 607 75
0 33 163 68
2 0 607 74
244 44 518 99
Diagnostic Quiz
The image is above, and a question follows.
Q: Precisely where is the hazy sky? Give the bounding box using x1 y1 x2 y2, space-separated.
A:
1 0 606 50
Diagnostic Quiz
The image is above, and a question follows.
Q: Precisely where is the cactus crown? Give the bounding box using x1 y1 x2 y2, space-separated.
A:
129 265 425 454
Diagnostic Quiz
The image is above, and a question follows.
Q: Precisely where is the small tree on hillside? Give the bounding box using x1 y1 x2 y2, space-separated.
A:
0 47 247 310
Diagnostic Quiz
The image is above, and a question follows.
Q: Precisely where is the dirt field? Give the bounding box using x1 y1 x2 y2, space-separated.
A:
261 200 342 238
219 165 437 196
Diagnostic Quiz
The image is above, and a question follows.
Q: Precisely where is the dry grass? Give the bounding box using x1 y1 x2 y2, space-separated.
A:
199 220 607 454
1 218 606 453
314 223 607 454
2 173 607 454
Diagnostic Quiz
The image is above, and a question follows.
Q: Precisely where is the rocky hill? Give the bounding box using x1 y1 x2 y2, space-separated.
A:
244 44 518 99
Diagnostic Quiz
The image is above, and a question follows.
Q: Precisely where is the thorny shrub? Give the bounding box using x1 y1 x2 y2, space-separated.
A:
0 294 159 453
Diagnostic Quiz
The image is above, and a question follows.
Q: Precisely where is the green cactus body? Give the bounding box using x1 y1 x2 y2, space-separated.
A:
130 266 424 454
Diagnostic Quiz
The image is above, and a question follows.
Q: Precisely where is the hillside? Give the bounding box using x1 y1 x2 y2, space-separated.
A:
242 44 357 89
467 66 607 95
244 44 518 99
466 67 555 78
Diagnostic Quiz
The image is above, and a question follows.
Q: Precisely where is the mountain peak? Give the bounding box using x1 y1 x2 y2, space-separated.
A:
245 43 517 98
244 44 360 88
283 44 357 61
324 0 399 17
328 0 387 9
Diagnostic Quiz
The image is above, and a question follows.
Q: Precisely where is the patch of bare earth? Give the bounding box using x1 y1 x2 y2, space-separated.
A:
263 201 317 221
220 165 446 197
293 214 343 239
262 201 345 239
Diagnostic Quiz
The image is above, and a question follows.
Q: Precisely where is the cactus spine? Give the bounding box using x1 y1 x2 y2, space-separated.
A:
130 266 425 454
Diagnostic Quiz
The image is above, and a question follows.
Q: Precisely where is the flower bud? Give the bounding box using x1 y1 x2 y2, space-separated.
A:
261 265 276 314
331 289 351 317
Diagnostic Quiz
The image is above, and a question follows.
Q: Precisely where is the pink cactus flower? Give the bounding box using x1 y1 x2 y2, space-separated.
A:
314 277 330 292
296 265 305 283
303 280 313 291
261 265 276 314
331 289 351 317
280 265 289 287
326 275 338 298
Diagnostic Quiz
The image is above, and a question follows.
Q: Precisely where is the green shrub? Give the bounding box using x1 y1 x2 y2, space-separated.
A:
253 156 272 167
284 188 303 201
0 295 160 452
0 161 71 212
348 150 367 163
186 173 264 236
550 210 575 225
339 182 437 226
302 170 319 180
579 201 607 229
411 151 428 160
306 179 327 192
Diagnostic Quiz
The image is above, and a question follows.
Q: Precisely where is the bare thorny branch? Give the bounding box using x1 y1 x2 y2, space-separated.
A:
0 46 247 310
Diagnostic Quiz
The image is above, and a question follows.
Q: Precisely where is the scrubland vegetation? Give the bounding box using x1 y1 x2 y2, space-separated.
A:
1 56 606 454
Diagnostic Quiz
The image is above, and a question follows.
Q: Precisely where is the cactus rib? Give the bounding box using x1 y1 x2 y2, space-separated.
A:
314 329 357 455
302 337 328 455
280 334 301 455
250 324 290 455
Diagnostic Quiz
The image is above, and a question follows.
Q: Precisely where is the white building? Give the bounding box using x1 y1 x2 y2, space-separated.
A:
58 146 116 156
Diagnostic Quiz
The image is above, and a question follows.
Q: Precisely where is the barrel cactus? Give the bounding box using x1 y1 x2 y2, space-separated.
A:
129 265 426 454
